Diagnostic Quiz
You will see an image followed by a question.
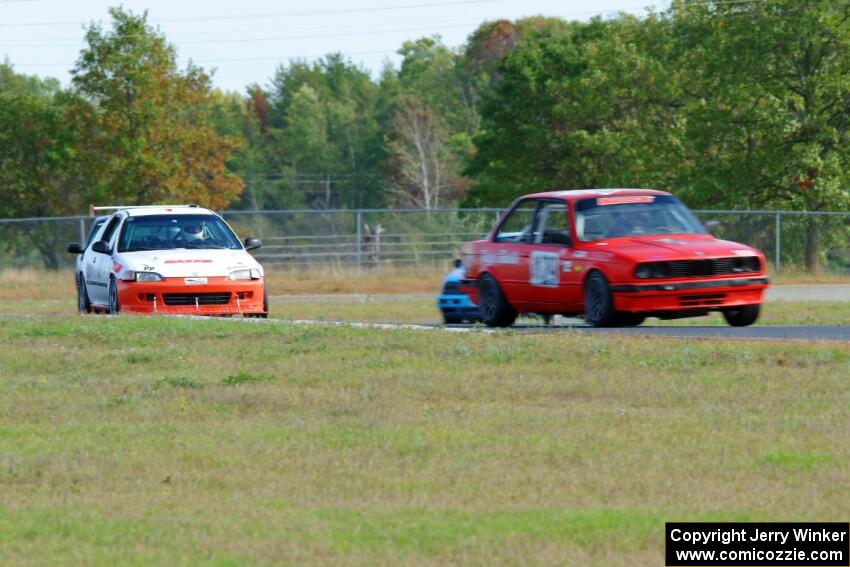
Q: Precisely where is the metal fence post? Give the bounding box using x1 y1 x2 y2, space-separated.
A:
355 209 363 273
774 211 781 272
78 217 86 245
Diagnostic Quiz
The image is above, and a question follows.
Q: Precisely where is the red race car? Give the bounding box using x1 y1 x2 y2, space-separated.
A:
460 189 770 327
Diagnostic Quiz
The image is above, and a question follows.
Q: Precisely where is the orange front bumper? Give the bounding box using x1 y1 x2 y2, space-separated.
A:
611 277 769 313
117 277 266 315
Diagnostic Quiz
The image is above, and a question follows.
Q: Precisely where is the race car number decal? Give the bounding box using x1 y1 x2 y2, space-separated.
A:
530 251 559 287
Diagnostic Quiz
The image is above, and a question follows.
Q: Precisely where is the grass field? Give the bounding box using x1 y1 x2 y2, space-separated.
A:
1 307 849 565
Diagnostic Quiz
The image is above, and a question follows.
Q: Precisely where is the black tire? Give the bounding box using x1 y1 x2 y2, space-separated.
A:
723 304 760 327
77 273 92 314
583 271 618 327
260 286 269 319
442 314 463 325
108 277 120 315
478 273 517 328
617 313 646 327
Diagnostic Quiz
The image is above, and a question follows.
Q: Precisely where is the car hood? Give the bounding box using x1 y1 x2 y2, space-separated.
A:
116 248 262 278
592 234 761 262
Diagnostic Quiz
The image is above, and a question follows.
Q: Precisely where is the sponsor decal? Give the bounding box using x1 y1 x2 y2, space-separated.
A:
572 251 588 258
482 249 519 266
143 264 156 271
597 195 655 206
573 264 584 272
184 277 208 286
164 259 213 264
561 261 573 272
530 251 559 287
112 261 123 273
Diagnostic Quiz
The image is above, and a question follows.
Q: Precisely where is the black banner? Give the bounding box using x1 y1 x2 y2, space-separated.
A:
666 522 849 566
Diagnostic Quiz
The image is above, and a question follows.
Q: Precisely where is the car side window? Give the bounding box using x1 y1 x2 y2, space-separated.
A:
534 202 572 246
494 201 539 243
85 219 106 247
98 216 121 249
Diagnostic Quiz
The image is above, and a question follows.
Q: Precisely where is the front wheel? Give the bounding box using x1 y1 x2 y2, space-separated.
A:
723 304 760 327
478 273 517 328
77 273 92 314
583 271 618 327
108 278 120 315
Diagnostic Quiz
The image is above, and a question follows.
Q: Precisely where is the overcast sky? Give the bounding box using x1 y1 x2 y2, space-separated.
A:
2 0 666 93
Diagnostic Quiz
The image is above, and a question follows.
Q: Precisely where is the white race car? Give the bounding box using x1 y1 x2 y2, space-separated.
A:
67 205 268 317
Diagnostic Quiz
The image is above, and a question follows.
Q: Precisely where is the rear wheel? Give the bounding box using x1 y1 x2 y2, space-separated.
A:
108 278 120 315
77 273 91 314
583 271 618 327
723 304 760 327
478 273 517 328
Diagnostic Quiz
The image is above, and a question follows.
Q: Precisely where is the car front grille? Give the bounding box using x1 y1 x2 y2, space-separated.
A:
637 257 760 279
668 258 738 277
162 293 232 306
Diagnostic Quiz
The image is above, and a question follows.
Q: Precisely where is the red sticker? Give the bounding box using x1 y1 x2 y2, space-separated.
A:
113 261 123 273
597 196 656 206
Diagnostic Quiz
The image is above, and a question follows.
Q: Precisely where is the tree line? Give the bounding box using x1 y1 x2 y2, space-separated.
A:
2 1 850 270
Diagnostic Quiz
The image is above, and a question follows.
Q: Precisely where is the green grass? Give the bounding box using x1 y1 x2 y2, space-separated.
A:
1 309 849 565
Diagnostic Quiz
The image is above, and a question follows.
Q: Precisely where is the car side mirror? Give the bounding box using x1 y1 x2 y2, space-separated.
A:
703 219 720 233
92 241 111 255
454 258 462 268
244 237 262 251
67 243 84 255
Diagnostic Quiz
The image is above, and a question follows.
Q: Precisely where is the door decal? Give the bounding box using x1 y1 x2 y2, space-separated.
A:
530 251 559 287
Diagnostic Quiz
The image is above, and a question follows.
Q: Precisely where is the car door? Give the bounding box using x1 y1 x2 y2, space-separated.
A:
484 199 540 309
85 215 122 305
526 200 582 308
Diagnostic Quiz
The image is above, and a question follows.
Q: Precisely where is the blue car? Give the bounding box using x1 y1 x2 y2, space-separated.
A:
438 260 481 324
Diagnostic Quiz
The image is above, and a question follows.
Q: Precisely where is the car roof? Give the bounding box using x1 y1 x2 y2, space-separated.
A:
520 188 670 202
122 206 216 218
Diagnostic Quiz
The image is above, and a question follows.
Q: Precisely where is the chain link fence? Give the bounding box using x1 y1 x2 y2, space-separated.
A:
2 208 850 273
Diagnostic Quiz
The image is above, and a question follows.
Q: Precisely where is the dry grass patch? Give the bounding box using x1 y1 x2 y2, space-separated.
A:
0 269 74 301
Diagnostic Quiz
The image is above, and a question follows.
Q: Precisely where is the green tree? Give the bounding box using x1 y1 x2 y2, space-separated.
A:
266 55 383 208
70 8 243 209
0 64 84 268
463 16 680 206
670 0 850 272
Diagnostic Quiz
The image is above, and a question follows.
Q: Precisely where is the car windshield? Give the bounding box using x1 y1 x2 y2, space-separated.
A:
574 194 706 242
117 214 242 252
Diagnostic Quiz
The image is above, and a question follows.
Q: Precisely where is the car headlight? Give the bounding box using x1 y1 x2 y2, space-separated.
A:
634 262 671 279
228 268 261 280
122 271 163 282
635 264 652 279
733 257 760 273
